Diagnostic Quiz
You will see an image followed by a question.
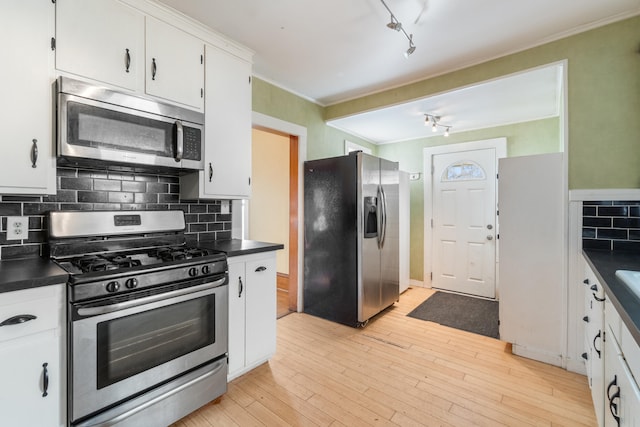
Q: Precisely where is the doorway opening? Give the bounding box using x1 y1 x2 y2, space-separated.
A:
248 112 307 316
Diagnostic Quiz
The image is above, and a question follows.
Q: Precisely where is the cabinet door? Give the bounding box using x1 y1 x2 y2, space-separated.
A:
145 17 204 110
0 1 56 194
0 330 61 427
245 255 277 367
604 329 640 427
55 0 144 91
227 261 246 378
584 262 605 426
203 44 252 198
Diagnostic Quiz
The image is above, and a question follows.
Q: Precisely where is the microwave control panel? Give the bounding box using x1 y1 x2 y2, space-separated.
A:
183 127 202 161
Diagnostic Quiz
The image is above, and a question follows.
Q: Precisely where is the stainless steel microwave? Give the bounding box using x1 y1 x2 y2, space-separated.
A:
57 77 204 171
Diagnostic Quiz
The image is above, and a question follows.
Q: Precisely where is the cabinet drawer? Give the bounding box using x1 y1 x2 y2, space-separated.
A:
621 322 640 388
0 285 63 343
604 296 622 345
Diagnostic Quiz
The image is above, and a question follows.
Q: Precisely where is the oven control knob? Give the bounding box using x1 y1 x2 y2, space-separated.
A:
189 267 199 277
106 281 120 293
125 278 138 289
202 265 210 275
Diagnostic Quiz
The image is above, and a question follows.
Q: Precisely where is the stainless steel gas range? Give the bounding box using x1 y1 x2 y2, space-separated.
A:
48 210 228 427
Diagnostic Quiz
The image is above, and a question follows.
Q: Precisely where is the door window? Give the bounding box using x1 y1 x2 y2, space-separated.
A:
96 295 216 389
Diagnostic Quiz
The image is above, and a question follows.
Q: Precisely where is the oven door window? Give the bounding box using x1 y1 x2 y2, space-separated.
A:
67 101 174 157
96 295 215 389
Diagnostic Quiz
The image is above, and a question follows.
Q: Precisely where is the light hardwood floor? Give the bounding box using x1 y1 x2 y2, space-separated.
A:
172 287 597 426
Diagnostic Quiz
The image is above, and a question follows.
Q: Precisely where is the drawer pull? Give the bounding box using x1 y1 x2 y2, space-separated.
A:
0 314 37 327
42 363 49 397
593 330 602 359
255 266 267 272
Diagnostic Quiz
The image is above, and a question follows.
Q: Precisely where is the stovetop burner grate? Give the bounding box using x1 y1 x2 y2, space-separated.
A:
150 246 213 262
73 254 143 273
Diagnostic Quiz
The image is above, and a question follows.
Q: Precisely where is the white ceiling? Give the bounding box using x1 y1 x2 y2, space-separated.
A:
157 0 639 143
328 63 563 143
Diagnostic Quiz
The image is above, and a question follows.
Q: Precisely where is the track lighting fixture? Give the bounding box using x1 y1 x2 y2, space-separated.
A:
424 114 452 137
380 0 417 58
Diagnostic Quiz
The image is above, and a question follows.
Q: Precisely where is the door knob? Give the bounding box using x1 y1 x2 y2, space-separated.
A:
487 224 493 230
487 235 493 241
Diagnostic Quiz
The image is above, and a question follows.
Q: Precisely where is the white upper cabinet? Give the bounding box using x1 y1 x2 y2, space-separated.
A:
55 0 144 91
145 17 204 110
0 0 56 194
181 45 252 199
55 1 204 110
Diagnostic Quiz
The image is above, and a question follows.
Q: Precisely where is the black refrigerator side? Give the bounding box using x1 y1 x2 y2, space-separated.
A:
303 155 359 326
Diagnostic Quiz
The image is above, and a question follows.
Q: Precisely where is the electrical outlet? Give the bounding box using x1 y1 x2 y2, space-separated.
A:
220 200 230 215
6 216 28 241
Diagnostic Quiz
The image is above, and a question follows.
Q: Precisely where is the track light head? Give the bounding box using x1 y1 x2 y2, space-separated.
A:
404 34 416 58
386 16 402 31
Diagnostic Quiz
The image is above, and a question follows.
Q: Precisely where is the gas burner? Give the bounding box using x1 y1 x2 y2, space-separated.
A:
150 246 213 262
73 254 142 273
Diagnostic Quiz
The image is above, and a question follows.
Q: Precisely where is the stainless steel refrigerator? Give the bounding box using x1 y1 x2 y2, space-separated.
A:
303 152 399 327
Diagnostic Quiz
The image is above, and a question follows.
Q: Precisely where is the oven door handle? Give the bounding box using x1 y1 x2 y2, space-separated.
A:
76 278 226 317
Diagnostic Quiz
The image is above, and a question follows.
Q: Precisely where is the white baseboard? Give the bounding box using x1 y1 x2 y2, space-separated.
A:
409 279 426 288
565 358 587 376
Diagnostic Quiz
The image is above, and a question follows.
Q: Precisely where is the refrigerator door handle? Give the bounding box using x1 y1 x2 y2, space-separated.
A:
378 185 387 248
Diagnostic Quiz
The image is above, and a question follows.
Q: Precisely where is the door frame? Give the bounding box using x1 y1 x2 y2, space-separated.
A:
251 112 307 312
423 138 507 293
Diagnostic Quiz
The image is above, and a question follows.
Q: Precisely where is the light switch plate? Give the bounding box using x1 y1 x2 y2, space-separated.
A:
6 216 28 240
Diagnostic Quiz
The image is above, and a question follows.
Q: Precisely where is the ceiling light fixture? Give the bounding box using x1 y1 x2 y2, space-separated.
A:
380 0 417 58
424 114 452 137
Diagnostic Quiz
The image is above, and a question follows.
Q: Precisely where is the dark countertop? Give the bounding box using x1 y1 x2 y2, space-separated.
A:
199 239 284 257
583 249 640 347
0 258 68 294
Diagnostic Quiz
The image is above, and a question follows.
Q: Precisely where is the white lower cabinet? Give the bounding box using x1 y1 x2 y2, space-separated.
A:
604 297 640 427
583 260 606 426
0 285 64 427
227 252 277 380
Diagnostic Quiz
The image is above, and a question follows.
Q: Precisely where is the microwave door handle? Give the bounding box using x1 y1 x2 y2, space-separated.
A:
175 120 184 162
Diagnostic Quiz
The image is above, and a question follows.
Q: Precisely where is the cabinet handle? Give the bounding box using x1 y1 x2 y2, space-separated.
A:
31 139 38 168
0 314 37 327
593 330 602 359
175 121 184 162
581 352 588 360
238 277 243 298
125 48 131 73
583 278 589 285
42 363 49 397
209 163 213 182
255 266 267 272
582 316 589 323
152 58 157 80
607 375 620 426
593 293 605 302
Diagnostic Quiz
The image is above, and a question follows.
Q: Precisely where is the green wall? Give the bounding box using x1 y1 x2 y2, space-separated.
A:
252 79 376 158
252 15 640 282
327 15 640 190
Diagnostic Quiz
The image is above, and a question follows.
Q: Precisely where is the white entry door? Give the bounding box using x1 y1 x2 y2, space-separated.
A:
431 148 497 298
